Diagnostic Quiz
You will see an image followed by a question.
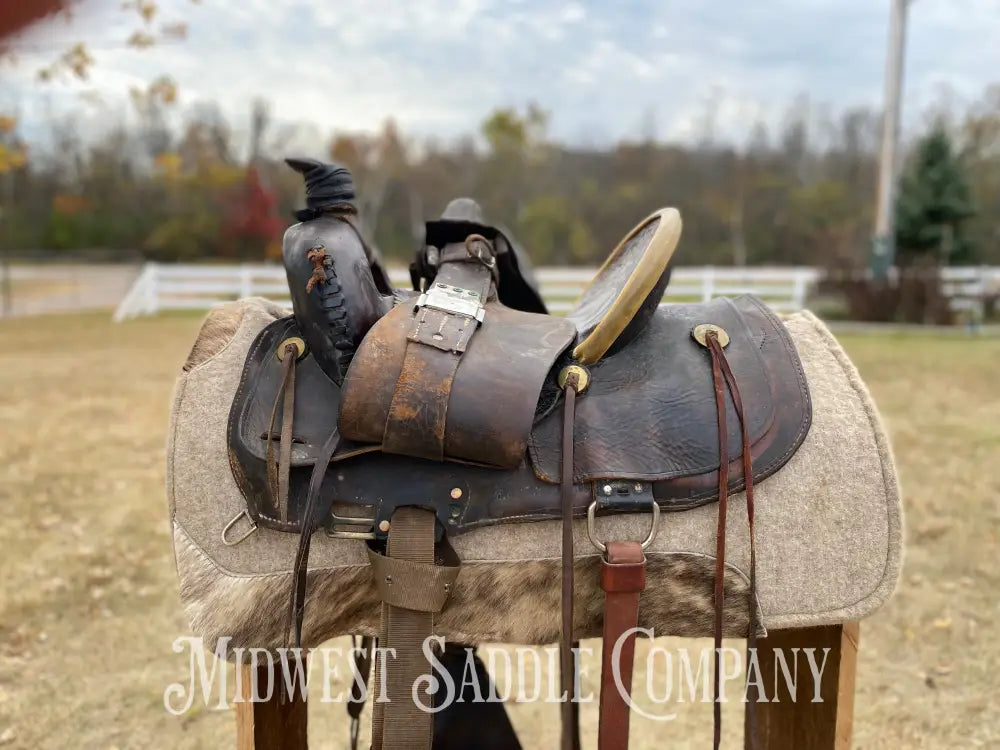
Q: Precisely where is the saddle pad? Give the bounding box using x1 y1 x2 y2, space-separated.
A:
168 298 902 651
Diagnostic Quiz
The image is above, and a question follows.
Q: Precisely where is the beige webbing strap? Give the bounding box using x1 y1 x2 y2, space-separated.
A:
369 507 458 750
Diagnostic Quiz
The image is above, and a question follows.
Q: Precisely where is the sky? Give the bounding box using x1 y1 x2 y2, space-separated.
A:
3 0 1000 151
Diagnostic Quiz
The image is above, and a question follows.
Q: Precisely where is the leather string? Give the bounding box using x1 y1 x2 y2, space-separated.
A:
714 340 759 749
706 331 757 750
286 428 341 649
597 541 646 750
560 375 580 750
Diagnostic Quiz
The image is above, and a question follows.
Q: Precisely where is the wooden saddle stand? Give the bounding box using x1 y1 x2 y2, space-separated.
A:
225 196 858 749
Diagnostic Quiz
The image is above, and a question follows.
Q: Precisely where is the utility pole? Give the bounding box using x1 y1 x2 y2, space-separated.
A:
1 164 12 318
870 0 910 280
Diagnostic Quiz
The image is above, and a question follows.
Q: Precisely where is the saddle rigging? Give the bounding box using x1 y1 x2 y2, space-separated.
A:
224 160 812 749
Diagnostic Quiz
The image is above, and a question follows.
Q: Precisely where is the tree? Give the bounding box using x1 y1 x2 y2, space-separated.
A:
895 125 977 266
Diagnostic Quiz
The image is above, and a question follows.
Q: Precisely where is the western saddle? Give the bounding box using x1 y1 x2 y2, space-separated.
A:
224 159 812 749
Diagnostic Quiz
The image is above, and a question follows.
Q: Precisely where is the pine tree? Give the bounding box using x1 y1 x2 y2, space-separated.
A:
895 125 977 265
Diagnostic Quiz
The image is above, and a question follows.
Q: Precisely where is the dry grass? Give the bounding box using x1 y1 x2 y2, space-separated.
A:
0 313 997 749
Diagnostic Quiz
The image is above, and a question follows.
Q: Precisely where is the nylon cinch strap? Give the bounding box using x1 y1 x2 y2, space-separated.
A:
369 507 459 750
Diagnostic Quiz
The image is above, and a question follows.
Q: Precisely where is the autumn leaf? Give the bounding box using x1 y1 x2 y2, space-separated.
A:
126 31 157 49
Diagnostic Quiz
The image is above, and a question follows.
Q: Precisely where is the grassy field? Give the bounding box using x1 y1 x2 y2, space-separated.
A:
0 311 998 749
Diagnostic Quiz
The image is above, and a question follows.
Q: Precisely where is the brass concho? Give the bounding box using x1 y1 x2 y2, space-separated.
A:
691 324 730 348
276 336 308 361
558 364 591 393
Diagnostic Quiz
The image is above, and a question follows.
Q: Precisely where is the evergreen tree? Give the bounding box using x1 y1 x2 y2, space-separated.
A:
895 125 977 265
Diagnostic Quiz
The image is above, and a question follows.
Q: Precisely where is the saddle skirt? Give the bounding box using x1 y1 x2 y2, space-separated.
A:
227 293 809 537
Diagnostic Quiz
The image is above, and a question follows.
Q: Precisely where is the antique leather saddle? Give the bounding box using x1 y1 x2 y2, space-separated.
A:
224 161 811 750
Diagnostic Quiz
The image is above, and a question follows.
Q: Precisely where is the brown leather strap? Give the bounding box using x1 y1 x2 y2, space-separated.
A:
706 331 757 750
381 261 492 461
707 335 730 750
370 507 453 750
560 376 580 750
287 428 341 648
266 342 297 522
598 541 646 750
382 341 461 460
715 340 759 748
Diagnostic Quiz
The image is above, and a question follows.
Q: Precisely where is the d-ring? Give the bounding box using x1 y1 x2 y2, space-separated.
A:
222 508 258 546
586 499 660 553
464 233 496 269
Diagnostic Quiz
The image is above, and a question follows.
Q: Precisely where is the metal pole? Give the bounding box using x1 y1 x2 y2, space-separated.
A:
1 170 12 317
871 0 909 280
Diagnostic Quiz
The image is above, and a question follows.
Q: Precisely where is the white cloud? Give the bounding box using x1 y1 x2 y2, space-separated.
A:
3 0 999 150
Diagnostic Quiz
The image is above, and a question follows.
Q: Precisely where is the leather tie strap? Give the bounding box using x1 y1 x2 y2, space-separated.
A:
559 374 580 750
705 330 757 750
266 342 298 523
598 540 646 750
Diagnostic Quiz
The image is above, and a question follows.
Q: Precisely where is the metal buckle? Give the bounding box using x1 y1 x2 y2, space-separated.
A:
325 508 377 541
586 498 660 554
415 282 486 323
221 509 258 546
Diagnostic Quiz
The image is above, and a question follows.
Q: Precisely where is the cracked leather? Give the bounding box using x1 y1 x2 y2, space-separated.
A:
227 294 810 536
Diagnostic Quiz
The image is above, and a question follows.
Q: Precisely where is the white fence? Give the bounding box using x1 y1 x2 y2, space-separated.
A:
112 262 1000 322
112 263 822 321
939 266 1000 314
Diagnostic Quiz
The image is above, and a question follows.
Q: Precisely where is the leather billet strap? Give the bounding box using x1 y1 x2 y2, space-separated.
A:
558 365 588 750
597 541 646 750
381 244 494 461
369 507 459 750
265 338 304 523
700 325 758 750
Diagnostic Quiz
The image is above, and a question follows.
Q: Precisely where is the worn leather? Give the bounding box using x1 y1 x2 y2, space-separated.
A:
340 277 577 470
598 541 646 750
531 295 810 502
227 293 810 537
282 213 394 382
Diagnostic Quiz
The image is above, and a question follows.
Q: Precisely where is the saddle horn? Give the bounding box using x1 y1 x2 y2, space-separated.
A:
281 158 395 384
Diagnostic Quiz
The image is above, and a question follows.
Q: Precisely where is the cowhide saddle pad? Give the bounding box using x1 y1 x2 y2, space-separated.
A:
168 298 902 651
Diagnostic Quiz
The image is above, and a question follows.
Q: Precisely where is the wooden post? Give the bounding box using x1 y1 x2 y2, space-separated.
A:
236 661 309 750
746 623 859 750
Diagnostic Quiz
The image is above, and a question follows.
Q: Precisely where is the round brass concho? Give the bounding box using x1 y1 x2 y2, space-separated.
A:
276 336 308 361
558 364 590 393
691 324 730 348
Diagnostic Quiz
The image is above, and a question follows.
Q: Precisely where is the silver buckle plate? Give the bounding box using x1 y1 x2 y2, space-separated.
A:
415 283 486 323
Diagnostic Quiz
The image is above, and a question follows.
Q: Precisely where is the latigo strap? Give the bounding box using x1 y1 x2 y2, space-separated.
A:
598 541 647 750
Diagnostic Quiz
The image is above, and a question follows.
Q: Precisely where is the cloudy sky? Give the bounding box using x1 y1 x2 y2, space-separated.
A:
4 0 1000 149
